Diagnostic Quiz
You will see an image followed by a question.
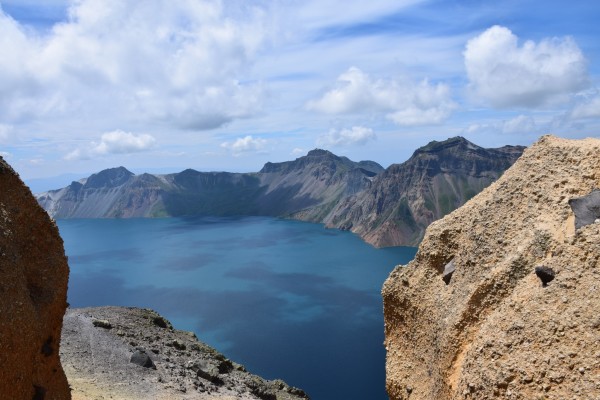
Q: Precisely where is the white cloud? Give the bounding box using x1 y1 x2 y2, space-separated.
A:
464 25 588 108
317 126 376 147
0 151 11 158
291 147 305 156
0 1 267 129
570 95 600 119
221 135 268 155
65 130 156 160
306 67 455 126
93 130 156 155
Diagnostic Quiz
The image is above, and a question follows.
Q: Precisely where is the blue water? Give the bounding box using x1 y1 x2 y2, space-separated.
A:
57 217 417 400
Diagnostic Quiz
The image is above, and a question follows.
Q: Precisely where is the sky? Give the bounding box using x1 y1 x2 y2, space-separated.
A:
1 0 599 183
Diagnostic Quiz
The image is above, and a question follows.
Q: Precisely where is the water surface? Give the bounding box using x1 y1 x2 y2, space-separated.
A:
58 217 416 400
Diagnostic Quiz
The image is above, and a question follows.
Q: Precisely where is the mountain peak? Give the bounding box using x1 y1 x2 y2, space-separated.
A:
415 136 478 153
85 166 134 188
306 148 335 157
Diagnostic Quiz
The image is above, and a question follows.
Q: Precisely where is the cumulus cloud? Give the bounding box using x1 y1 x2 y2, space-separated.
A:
317 126 375 147
465 25 588 108
291 148 305 156
306 67 455 126
65 130 156 160
221 135 268 155
0 0 266 129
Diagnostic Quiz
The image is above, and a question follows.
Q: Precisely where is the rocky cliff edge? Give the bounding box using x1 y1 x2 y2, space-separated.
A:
383 135 600 400
0 156 71 399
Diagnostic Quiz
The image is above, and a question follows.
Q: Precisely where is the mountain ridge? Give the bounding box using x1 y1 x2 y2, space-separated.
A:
36 138 524 247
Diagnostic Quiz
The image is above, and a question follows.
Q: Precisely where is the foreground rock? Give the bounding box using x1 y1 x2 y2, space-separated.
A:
0 157 71 399
383 136 600 399
61 307 309 400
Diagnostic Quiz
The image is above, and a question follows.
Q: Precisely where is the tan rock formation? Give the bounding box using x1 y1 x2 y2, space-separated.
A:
383 135 600 400
0 157 70 399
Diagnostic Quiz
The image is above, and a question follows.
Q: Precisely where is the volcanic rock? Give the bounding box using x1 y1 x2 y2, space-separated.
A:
534 266 555 287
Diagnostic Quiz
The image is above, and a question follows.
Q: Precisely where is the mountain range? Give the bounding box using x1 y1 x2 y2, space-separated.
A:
36 137 524 246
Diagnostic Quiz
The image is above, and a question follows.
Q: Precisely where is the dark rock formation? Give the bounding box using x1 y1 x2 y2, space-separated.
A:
0 156 70 399
130 349 156 369
569 189 600 229
534 265 555 286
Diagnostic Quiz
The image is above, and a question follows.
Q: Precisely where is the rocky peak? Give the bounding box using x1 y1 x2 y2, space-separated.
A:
306 148 336 158
413 136 473 153
84 166 134 189
260 148 357 174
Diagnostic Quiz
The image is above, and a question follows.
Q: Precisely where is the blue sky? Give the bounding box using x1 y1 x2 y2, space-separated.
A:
0 0 599 182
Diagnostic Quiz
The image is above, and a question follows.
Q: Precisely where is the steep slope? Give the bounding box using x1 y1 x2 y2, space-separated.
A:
61 307 308 400
321 137 524 247
36 150 383 219
382 135 600 400
0 157 71 399
257 149 383 216
36 166 165 218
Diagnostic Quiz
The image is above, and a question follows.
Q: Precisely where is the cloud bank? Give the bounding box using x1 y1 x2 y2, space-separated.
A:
0 0 266 130
65 130 156 160
465 25 588 108
307 67 455 126
221 135 268 155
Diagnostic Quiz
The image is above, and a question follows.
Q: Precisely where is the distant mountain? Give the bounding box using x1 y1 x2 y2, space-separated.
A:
314 137 525 246
36 150 383 219
36 138 524 247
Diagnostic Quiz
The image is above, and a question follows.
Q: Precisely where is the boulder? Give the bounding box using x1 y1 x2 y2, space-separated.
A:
130 349 156 369
0 157 70 399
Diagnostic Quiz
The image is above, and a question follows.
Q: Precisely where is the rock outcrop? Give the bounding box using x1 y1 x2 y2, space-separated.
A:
61 306 309 400
0 157 70 399
382 135 600 399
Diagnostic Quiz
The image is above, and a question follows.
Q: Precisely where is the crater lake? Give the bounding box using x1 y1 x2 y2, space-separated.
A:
58 217 417 400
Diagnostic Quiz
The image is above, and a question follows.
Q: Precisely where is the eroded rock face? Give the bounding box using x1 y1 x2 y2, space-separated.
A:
0 157 70 399
383 136 600 400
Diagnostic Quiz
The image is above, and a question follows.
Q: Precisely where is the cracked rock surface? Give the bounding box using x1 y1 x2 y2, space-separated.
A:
61 306 309 400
